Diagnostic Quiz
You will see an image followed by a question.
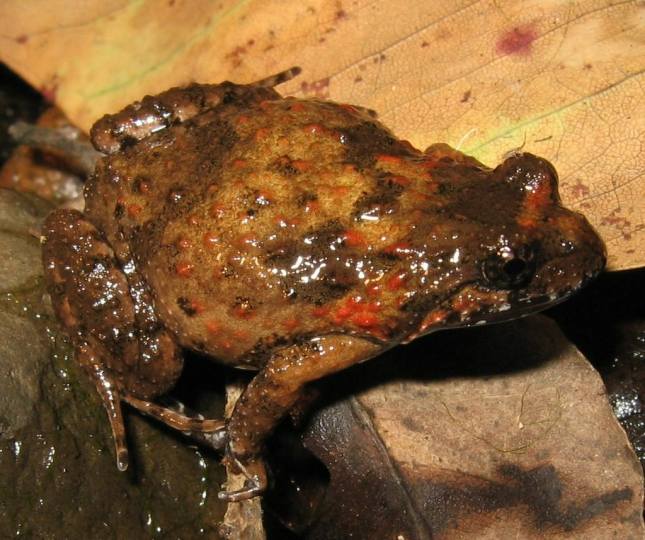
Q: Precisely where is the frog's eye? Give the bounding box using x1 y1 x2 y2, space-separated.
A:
482 246 536 289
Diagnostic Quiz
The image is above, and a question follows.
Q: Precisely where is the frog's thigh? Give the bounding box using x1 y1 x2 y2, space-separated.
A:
228 334 380 459
43 209 188 466
43 209 142 467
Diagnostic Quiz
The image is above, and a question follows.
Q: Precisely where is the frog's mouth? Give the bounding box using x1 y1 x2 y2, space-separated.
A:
409 263 601 341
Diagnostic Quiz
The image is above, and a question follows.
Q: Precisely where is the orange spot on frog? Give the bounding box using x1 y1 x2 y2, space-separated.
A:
205 320 221 334
127 204 143 218
176 236 192 250
255 127 271 141
376 154 403 165
343 229 366 247
175 261 194 278
203 232 220 247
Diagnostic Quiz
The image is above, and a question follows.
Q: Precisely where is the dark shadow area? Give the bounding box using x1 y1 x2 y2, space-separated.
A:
0 63 43 165
550 268 645 466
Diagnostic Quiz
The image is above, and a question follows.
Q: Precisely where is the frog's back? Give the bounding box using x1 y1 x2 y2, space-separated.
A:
85 92 483 367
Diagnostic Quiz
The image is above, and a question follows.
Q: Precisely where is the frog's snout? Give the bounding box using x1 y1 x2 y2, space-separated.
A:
574 213 607 279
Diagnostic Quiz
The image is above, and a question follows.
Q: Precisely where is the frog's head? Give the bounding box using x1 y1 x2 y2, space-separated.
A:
409 152 606 334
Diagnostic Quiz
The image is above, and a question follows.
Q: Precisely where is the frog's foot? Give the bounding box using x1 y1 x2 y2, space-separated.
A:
218 451 268 503
122 394 227 449
77 344 130 472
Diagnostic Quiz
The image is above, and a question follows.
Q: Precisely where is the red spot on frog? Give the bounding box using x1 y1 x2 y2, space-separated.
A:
312 305 331 318
282 317 300 331
292 159 312 172
127 204 143 218
15 34 29 44
352 312 379 328
210 203 226 218
203 232 220 247
332 296 381 326
365 282 381 297
175 261 194 278
135 178 151 194
256 190 274 204
343 229 366 247
330 185 350 198
386 272 408 291
343 163 357 173
376 154 403 165
518 176 554 228
496 24 538 56
177 236 192 250
236 233 259 247
233 328 249 340
255 127 271 141
304 199 320 213
290 102 306 113
232 159 247 168
205 320 221 334
233 304 255 320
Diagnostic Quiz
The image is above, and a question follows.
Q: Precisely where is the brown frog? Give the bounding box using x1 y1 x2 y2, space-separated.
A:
41 68 606 501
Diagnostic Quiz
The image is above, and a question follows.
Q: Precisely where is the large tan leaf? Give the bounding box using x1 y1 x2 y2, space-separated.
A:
1 1 642 269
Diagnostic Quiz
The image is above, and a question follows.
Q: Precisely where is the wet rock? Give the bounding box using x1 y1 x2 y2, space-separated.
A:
0 232 42 292
0 310 47 438
0 188 227 538
0 188 51 235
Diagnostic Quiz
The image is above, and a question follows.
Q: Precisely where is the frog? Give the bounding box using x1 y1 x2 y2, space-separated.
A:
41 67 606 502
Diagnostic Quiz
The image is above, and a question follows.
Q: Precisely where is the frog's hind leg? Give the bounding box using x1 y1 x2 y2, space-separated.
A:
122 395 226 447
42 209 186 468
221 335 380 501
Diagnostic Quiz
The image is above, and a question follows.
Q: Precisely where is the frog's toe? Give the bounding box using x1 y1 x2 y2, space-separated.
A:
116 447 129 472
123 394 226 438
218 455 268 502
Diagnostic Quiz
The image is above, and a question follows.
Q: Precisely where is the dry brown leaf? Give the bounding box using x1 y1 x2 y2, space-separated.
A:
266 316 644 539
1 1 643 270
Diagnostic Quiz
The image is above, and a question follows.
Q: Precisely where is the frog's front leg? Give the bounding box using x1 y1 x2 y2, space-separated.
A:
221 335 381 502
42 209 225 469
